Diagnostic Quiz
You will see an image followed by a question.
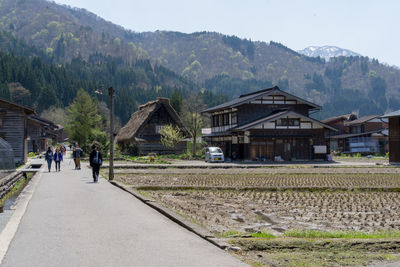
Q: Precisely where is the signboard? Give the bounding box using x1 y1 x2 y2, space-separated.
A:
314 145 327 154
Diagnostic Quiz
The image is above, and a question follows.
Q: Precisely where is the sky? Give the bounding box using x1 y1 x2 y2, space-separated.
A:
53 0 400 67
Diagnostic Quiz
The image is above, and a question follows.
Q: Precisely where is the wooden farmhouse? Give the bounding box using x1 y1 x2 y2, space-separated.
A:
0 98 36 164
202 86 336 161
382 110 400 164
116 97 189 155
324 114 388 154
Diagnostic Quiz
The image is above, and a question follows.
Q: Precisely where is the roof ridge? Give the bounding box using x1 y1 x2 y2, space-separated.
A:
138 97 170 110
239 86 278 98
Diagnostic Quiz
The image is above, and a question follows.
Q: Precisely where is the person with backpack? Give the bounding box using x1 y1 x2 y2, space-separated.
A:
89 144 103 183
45 147 54 172
53 148 63 172
75 144 82 170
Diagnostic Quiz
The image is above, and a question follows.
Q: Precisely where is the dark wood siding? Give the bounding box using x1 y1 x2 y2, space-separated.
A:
236 104 310 125
0 103 27 164
389 117 400 163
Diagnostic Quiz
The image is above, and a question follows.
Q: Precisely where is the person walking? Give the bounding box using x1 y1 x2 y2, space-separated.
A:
53 148 63 172
89 145 103 183
75 144 82 170
72 147 77 169
45 147 53 172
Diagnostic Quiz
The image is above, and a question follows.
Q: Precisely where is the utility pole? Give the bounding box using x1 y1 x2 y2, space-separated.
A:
108 86 115 180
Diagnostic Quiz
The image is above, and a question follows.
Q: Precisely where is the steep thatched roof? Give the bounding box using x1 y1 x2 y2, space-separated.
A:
116 97 189 143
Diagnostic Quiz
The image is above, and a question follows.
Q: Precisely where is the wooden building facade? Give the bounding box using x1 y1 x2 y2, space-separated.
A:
324 114 388 154
116 98 189 155
202 86 336 161
0 98 35 165
27 115 59 153
382 110 400 164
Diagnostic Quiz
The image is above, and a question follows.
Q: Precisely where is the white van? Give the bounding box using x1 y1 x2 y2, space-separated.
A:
205 147 224 163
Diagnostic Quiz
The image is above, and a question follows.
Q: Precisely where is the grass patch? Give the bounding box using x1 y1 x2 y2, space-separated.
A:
137 190 155 200
219 230 241 238
217 230 276 238
0 173 32 207
254 251 400 267
251 232 276 238
232 238 400 266
125 155 170 164
284 229 400 239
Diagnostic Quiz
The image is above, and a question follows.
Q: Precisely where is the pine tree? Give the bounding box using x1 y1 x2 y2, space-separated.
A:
66 89 101 150
170 89 182 114
36 86 59 113
0 82 10 100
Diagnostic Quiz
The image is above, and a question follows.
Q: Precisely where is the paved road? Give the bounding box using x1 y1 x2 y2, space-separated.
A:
1 156 247 267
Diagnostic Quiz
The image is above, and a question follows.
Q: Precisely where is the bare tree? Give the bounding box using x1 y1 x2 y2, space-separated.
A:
40 106 68 125
183 94 205 157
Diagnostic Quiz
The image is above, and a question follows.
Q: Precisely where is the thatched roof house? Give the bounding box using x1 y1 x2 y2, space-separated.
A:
116 97 189 155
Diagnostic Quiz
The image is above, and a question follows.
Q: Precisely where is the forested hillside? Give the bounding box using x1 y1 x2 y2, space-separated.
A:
0 46 206 123
131 32 400 118
0 0 399 119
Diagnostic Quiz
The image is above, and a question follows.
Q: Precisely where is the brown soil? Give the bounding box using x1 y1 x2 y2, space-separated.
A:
144 189 400 234
115 167 400 175
118 172 400 189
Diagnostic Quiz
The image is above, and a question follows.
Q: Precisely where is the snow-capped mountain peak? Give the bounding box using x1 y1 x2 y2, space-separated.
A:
298 46 361 61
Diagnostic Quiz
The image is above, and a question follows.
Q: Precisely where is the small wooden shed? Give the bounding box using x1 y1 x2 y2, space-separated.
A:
382 110 400 164
116 97 189 155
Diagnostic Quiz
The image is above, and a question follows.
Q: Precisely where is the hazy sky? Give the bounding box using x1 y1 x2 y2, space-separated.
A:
53 0 400 67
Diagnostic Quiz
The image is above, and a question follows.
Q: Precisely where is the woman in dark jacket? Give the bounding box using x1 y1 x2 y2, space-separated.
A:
89 144 103 182
45 147 53 172
53 148 63 172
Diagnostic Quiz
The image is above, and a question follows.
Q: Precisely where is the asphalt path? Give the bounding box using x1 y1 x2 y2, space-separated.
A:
1 156 247 267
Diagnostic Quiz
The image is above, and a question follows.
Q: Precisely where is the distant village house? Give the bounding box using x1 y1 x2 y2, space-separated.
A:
382 110 400 164
202 86 336 161
116 97 189 155
323 114 388 154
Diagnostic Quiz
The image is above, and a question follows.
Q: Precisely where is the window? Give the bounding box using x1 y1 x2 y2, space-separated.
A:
219 115 223 126
212 115 220 127
289 118 300 126
0 110 5 128
223 114 229 125
276 118 300 127
231 112 237 124
155 125 165 134
209 147 222 153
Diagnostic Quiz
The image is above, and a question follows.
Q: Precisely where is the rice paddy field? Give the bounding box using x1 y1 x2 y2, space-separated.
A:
112 166 400 266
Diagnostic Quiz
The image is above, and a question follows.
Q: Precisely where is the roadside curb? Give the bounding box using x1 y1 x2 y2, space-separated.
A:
108 179 231 250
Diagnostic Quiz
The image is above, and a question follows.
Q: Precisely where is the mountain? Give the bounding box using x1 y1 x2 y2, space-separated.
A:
0 0 400 119
298 46 362 61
